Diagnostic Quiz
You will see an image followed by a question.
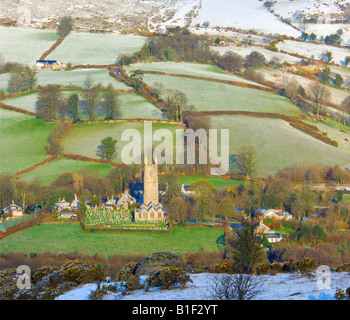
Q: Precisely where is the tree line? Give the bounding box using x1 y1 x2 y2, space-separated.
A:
36 81 120 122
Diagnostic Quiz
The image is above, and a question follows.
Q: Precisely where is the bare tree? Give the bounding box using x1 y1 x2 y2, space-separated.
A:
208 273 264 300
282 77 299 102
308 83 331 116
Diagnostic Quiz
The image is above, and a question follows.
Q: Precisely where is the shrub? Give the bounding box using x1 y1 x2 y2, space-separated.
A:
59 260 104 284
335 263 350 272
296 257 318 274
146 267 192 290
89 282 108 300
115 263 137 282
334 287 346 300
33 266 59 284
213 259 234 274
256 264 271 275
124 275 141 292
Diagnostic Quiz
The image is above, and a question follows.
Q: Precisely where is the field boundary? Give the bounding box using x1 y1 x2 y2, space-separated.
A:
189 110 340 147
39 35 66 61
0 101 37 116
8 155 59 179
130 70 278 93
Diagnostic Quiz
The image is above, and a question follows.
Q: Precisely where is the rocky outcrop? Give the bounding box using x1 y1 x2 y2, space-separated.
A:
133 252 191 276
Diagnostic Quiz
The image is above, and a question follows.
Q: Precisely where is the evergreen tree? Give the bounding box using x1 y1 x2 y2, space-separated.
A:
227 221 267 273
97 137 118 161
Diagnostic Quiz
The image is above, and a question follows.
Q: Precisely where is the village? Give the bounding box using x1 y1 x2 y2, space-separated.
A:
0 0 350 303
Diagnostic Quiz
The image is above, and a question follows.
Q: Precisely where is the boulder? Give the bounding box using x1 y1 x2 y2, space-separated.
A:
134 252 191 276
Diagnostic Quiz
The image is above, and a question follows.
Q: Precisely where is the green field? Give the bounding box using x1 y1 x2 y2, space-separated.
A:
211 115 350 177
46 31 146 65
125 61 260 85
0 26 59 65
36 68 130 90
0 109 54 175
61 121 183 163
142 73 301 115
20 158 114 185
177 174 242 189
0 224 224 257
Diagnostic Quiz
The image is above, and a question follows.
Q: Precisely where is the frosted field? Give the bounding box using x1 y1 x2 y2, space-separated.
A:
142 73 301 115
191 0 300 36
46 31 146 65
2 91 80 113
0 73 10 91
61 122 182 163
305 119 350 154
3 91 165 120
0 26 59 65
210 115 350 177
118 93 165 119
36 69 130 90
277 40 350 65
56 272 350 300
212 45 301 64
125 61 259 84
257 68 350 107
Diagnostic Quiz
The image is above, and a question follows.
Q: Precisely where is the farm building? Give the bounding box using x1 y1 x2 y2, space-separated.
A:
2 201 23 217
35 60 62 71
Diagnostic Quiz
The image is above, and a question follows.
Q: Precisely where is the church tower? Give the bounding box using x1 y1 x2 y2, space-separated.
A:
143 154 159 205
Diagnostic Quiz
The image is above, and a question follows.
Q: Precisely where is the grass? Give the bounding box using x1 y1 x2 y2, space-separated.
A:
46 31 146 65
2 91 165 120
61 121 183 163
20 158 114 185
342 194 350 203
305 118 350 154
118 93 165 119
0 109 54 175
142 73 301 115
176 174 242 189
211 115 350 177
0 26 60 65
0 73 10 91
0 224 225 257
36 68 130 90
125 61 259 84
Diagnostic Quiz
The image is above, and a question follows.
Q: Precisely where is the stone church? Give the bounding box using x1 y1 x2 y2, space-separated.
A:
134 156 166 223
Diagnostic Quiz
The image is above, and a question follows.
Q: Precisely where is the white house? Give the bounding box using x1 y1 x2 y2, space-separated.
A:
2 201 23 217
